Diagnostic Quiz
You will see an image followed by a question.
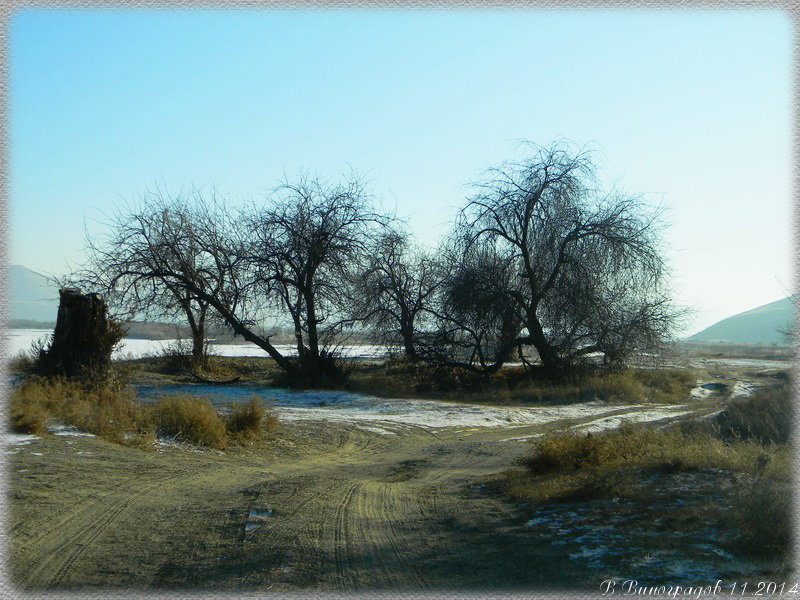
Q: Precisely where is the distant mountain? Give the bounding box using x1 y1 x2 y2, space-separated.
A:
689 297 795 345
7 265 197 339
7 264 60 324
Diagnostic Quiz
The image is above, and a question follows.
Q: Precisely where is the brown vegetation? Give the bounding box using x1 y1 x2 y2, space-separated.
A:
9 377 276 450
9 377 150 445
501 381 792 565
349 356 696 405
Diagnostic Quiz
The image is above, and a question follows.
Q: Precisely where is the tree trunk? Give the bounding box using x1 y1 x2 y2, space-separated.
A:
399 316 418 361
303 290 320 367
184 301 207 365
38 288 124 380
191 327 205 364
526 316 564 374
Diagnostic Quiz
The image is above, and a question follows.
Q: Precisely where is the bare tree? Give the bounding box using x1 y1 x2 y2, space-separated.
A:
418 239 523 370
448 140 679 373
243 174 390 381
76 191 215 364
78 188 296 375
350 228 440 360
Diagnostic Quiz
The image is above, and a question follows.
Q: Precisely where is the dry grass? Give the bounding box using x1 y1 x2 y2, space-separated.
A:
9 377 278 450
7 351 39 376
713 381 792 444
350 358 696 405
9 377 151 445
148 395 229 450
728 476 792 560
501 379 792 565
506 422 786 505
224 396 278 443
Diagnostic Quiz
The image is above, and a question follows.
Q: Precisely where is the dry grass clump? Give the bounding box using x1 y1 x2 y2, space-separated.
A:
632 368 697 402
9 377 150 444
224 396 278 443
520 422 773 482
148 395 229 450
155 340 242 381
714 381 792 444
508 415 788 507
728 476 792 561
503 379 792 563
478 368 695 405
7 350 40 377
9 377 277 450
9 385 49 436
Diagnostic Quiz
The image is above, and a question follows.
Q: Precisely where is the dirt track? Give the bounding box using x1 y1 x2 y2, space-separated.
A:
9 412 621 592
8 368 747 595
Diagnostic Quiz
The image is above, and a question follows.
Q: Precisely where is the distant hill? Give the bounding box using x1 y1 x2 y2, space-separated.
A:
7 265 207 340
7 264 60 325
689 297 795 345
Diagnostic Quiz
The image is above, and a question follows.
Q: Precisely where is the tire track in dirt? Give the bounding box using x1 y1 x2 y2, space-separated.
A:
331 481 360 589
17 476 170 589
11 474 161 552
353 481 429 590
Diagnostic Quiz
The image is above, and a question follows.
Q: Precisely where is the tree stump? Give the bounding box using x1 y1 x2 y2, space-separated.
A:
38 288 125 380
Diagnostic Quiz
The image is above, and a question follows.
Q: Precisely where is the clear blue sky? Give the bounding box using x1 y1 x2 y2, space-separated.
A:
9 9 794 335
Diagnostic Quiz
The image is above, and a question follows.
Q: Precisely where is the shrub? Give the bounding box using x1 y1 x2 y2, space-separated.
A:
715 381 792 444
158 338 202 373
522 422 778 479
633 368 697 402
728 477 792 560
275 349 351 388
149 395 228 449
9 401 48 435
8 376 150 444
224 396 277 442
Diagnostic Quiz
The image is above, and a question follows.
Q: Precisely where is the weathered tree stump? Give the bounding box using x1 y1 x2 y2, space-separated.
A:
38 288 125 380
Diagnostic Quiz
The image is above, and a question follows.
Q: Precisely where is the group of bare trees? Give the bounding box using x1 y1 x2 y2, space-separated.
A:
76 141 681 384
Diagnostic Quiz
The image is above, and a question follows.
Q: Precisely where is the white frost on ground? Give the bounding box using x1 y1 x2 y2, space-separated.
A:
729 381 759 398
690 385 714 399
137 383 697 435
249 509 273 520
571 407 695 434
47 424 95 437
3 432 39 454
500 406 695 441
245 509 273 533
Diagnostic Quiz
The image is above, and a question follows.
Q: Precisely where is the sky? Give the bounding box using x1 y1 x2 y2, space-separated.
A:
8 8 794 336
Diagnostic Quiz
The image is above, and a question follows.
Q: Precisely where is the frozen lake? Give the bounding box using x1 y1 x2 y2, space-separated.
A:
4 328 388 361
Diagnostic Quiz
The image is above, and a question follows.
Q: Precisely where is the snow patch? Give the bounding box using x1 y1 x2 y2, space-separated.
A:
572 407 695 434
48 424 95 437
730 381 759 399
248 508 273 520
3 432 39 446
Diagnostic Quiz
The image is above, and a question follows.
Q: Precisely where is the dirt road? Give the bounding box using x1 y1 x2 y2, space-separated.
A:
8 395 724 593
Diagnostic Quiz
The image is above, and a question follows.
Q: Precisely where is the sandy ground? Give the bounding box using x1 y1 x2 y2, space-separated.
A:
6 389 731 593
6 349 789 592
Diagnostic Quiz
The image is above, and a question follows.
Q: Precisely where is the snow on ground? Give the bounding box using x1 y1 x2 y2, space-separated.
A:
136 383 695 434
3 432 40 455
5 328 389 361
690 385 714 400
47 424 95 438
499 406 696 441
571 407 695 434
729 381 759 398
695 357 792 370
